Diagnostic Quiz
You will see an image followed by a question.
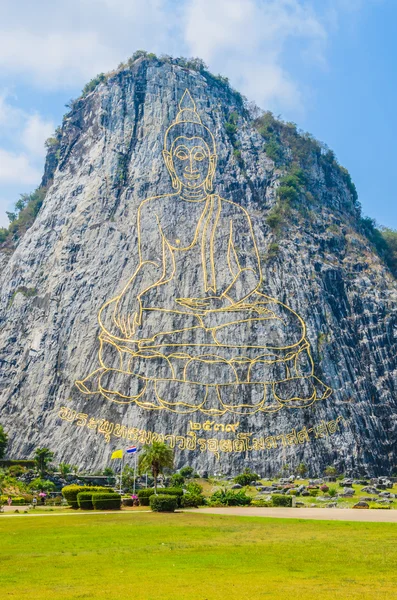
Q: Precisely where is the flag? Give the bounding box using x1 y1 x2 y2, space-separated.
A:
111 449 123 459
126 445 138 454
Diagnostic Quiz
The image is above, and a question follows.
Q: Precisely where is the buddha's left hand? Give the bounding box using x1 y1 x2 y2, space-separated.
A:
176 296 233 312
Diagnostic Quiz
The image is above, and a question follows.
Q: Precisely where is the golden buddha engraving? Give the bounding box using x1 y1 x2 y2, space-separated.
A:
76 90 331 416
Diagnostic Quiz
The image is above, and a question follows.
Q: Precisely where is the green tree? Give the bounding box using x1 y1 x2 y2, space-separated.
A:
0 425 8 459
34 448 55 476
324 466 338 477
121 465 135 491
234 467 260 487
58 463 72 477
170 473 185 488
179 466 194 478
296 463 308 477
138 442 174 493
28 478 56 492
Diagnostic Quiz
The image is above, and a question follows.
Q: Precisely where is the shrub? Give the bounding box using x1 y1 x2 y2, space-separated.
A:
277 185 299 205
265 206 284 230
77 492 94 510
150 494 178 512
8 465 25 477
92 493 121 510
62 485 111 509
122 497 135 507
82 73 107 96
309 489 319 497
0 459 35 468
328 486 338 498
210 489 251 507
272 494 293 507
234 468 260 487
170 473 185 488
320 484 329 493
186 481 203 495
251 499 272 507
179 466 194 478
137 488 155 506
180 493 205 508
9 496 27 506
28 478 56 492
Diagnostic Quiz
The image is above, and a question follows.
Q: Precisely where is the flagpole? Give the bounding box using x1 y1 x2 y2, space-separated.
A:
133 451 137 496
119 453 124 496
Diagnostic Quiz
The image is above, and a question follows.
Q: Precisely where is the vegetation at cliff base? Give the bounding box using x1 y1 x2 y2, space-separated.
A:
0 425 8 459
0 512 396 599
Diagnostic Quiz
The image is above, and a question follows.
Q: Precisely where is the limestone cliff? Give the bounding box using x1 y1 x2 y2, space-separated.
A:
0 54 396 476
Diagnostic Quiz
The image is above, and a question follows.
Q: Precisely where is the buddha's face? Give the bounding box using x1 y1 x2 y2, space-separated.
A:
169 136 214 189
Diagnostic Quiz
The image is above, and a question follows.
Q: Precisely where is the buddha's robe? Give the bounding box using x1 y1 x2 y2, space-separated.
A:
77 194 330 411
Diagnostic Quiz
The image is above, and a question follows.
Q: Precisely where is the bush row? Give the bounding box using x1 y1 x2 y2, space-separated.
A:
76 492 121 510
0 459 35 468
137 488 184 506
62 485 111 509
150 495 178 512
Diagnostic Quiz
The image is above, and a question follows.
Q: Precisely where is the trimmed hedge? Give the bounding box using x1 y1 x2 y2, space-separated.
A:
272 494 293 507
77 492 94 510
138 487 184 506
150 494 178 512
0 459 35 468
137 489 155 506
1 496 27 506
92 493 121 510
62 485 111 509
180 493 205 508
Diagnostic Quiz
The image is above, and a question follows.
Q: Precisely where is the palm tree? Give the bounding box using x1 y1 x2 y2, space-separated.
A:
34 448 54 476
58 462 72 477
138 442 174 493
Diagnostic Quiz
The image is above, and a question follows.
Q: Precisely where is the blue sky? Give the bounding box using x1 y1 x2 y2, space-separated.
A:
0 0 395 228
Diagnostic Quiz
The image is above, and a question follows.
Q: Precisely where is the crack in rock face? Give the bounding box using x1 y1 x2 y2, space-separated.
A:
0 58 396 476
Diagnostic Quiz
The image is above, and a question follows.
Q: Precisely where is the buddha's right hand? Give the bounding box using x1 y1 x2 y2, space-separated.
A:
113 294 142 338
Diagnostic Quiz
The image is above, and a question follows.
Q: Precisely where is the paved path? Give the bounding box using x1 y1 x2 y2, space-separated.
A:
191 507 397 523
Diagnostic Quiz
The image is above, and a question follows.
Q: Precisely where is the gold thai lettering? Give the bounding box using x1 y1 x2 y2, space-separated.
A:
219 439 233 452
114 424 128 438
275 434 287 447
297 427 310 444
59 407 346 455
164 434 176 448
313 420 328 439
98 420 114 442
75 413 88 427
189 421 201 431
58 407 76 422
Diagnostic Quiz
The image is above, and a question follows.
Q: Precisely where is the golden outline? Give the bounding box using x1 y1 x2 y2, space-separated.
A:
76 89 332 415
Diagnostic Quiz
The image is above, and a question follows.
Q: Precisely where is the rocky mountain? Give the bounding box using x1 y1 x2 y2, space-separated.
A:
0 53 396 477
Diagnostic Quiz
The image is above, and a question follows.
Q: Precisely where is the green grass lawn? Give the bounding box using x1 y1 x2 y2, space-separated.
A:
1 512 396 599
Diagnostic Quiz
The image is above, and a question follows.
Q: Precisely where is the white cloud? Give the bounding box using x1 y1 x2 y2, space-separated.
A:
0 0 371 108
21 114 55 158
183 0 327 111
0 149 42 185
0 94 53 195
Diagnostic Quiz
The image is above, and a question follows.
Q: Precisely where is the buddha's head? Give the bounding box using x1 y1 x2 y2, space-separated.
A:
163 90 217 194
